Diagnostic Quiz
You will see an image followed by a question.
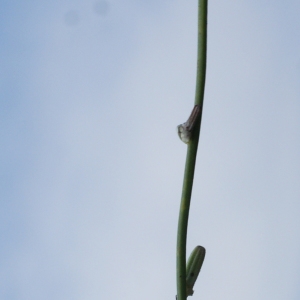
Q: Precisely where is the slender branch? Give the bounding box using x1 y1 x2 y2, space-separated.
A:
176 1 207 300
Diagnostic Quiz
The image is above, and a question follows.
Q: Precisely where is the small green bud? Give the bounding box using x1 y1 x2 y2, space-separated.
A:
186 245 206 296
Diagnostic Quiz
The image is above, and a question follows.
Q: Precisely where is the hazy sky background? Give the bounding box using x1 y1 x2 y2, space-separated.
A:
1 1 300 299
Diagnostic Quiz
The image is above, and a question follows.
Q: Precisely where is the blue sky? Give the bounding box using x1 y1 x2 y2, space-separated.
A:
1 1 300 299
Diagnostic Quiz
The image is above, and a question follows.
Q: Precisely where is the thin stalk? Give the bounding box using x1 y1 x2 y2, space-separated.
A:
176 1 207 300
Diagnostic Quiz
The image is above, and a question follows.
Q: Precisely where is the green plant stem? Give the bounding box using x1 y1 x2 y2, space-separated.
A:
176 1 207 300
